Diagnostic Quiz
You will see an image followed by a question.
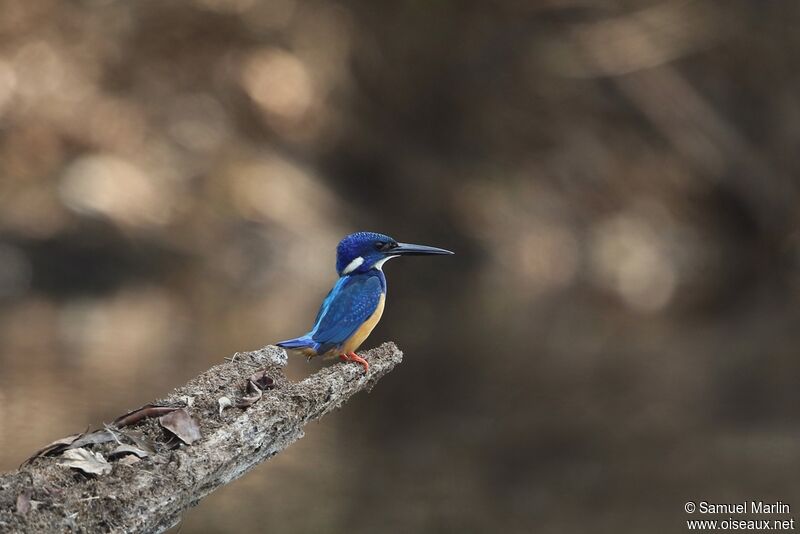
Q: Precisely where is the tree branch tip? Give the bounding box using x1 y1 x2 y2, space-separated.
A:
0 341 404 534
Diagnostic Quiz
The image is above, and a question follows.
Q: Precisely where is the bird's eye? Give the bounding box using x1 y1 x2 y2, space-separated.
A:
374 241 396 252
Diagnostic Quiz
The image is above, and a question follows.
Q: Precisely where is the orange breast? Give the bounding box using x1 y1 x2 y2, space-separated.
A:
341 293 386 354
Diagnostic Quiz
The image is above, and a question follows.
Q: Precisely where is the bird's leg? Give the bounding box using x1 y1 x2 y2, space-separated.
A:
339 352 369 373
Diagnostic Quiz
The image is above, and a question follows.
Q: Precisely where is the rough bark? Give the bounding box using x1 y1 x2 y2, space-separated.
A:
0 342 403 533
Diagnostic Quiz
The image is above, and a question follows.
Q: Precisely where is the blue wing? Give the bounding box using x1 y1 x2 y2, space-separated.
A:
310 274 383 355
312 276 349 326
276 277 351 352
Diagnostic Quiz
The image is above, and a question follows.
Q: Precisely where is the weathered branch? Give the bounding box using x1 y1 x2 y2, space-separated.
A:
0 342 403 533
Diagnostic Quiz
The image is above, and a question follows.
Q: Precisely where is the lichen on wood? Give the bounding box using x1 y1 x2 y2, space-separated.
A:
0 342 403 534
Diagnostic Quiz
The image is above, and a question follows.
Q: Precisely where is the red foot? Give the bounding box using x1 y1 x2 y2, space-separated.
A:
339 352 369 373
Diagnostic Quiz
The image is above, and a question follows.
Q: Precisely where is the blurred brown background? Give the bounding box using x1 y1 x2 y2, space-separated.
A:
1 0 800 532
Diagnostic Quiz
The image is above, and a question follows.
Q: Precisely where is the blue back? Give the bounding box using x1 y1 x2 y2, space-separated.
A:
310 271 385 354
278 269 386 355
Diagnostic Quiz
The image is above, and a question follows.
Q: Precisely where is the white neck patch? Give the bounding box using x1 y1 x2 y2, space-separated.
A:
373 255 398 271
342 256 364 275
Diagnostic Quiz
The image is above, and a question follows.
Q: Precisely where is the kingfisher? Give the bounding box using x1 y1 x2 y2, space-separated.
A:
277 231 453 373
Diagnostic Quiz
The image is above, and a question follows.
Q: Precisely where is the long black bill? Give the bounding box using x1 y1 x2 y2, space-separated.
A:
392 242 454 256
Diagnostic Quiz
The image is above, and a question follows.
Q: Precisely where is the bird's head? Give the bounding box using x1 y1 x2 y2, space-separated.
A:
335 231 453 276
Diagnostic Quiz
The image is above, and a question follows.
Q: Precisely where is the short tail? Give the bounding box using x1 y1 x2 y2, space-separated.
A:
276 335 319 353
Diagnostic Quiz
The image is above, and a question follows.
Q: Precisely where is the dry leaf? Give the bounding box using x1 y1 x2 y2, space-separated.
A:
21 432 85 467
236 381 263 408
68 430 116 450
236 370 275 408
61 448 112 476
108 444 150 459
118 430 156 455
248 370 275 392
22 428 121 467
113 404 179 428
159 408 201 445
